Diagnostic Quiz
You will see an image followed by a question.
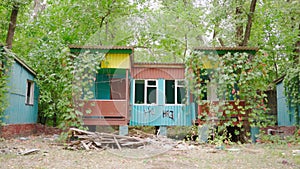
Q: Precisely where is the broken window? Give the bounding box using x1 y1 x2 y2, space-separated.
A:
165 80 175 104
134 80 157 104
146 80 157 104
94 69 127 100
25 80 34 105
134 80 144 104
165 80 186 104
177 80 186 104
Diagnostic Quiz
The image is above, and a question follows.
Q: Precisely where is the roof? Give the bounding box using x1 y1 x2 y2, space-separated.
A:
133 62 185 68
274 75 285 84
193 46 259 55
1 46 36 76
69 45 134 54
13 56 37 76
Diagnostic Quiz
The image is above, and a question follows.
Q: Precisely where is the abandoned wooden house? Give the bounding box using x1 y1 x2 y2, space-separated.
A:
0 46 39 138
191 47 259 127
69 46 196 135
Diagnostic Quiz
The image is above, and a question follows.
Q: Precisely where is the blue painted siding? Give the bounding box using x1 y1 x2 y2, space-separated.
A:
3 60 38 124
130 78 196 126
276 81 300 126
130 104 195 126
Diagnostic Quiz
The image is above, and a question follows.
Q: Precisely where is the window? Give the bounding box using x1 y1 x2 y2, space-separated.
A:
134 80 145 104
177 80 186 104
146 80 157 104
165 80 186 104
134 80 157 104
95 72 126 100
25 80 34 105
165 80 175 104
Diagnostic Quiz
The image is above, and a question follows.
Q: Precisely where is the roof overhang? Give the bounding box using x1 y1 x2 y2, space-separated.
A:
193 47 259 55
133 62 185 68
1 46 36 76
69 45 134 54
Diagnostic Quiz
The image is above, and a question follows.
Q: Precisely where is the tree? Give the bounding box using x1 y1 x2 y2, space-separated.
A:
11 0 138 128
5 3 19 49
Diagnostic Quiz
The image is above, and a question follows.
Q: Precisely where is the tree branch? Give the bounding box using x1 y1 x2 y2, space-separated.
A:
242 0 257 46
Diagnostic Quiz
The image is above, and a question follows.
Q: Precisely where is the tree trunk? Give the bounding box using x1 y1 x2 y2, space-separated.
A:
6 4 19 49
242 0 257 46
53 112 57 127
235 3 243 46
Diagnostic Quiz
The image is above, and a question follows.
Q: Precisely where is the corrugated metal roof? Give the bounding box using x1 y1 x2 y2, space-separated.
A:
193 46 259 51
1 47 36 76
69 45 134 50
134 62 185 68
13 57 36 76
274 75 285 84
132 67 185 79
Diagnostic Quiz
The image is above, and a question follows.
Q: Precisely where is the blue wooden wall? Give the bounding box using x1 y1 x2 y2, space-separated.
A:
276 80 300 126
3 60 38 124
129 79 196 126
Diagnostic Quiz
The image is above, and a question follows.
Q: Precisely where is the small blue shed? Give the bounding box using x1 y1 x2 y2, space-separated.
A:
1 50 38 125
275 76 300 126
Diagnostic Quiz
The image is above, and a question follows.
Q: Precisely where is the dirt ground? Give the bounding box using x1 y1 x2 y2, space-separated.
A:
0 134 300 169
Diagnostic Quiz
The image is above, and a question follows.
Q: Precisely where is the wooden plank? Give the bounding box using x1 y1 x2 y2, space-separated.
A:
81 141 90 150
70 128 96 135
83 118 127 126
114 137 122 150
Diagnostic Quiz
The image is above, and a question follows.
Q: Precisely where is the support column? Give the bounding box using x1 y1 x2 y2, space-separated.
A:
159 126 167 136
119 125 128 136
198 124 209 143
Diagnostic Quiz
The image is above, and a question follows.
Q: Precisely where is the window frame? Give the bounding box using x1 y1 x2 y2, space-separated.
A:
133 79 158 105
25 80 34 105
165 79 186 105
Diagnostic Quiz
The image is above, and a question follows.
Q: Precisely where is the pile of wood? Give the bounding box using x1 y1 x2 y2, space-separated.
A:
66 128 147 151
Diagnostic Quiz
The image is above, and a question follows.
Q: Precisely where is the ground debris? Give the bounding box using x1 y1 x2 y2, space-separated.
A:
65 128 147 150
19 149 40 155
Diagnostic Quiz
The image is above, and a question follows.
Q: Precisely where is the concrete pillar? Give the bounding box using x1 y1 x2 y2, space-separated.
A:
119 125 128 136
198 125 209 143
159 126 167 136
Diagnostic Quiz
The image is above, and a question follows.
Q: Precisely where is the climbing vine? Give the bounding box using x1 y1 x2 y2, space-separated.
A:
0 47 14 126
186 50 274 142
284 65 300 125
30 41 105 129
71 50 105 126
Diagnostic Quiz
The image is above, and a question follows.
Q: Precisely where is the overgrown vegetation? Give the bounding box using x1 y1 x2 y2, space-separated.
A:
0 47 14 126
29 42 105 129
0 0 299 129
284 66 300 126
186 51 274 142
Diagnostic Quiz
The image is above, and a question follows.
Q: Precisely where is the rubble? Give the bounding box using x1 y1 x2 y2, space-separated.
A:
65 128 148 150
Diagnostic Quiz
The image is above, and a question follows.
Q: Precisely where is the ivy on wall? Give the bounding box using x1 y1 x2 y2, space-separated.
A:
186 50 274 140
0 47 14 126
284 66 300 125
71 51 105 126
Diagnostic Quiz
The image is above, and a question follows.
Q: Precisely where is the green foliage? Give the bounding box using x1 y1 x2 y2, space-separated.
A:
284 66 300 125
208 126 232 147
28 38 105 129
258 131 300 145
0 0 298 130
4 0 135 128
186 51 274 142
0 47 14 126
